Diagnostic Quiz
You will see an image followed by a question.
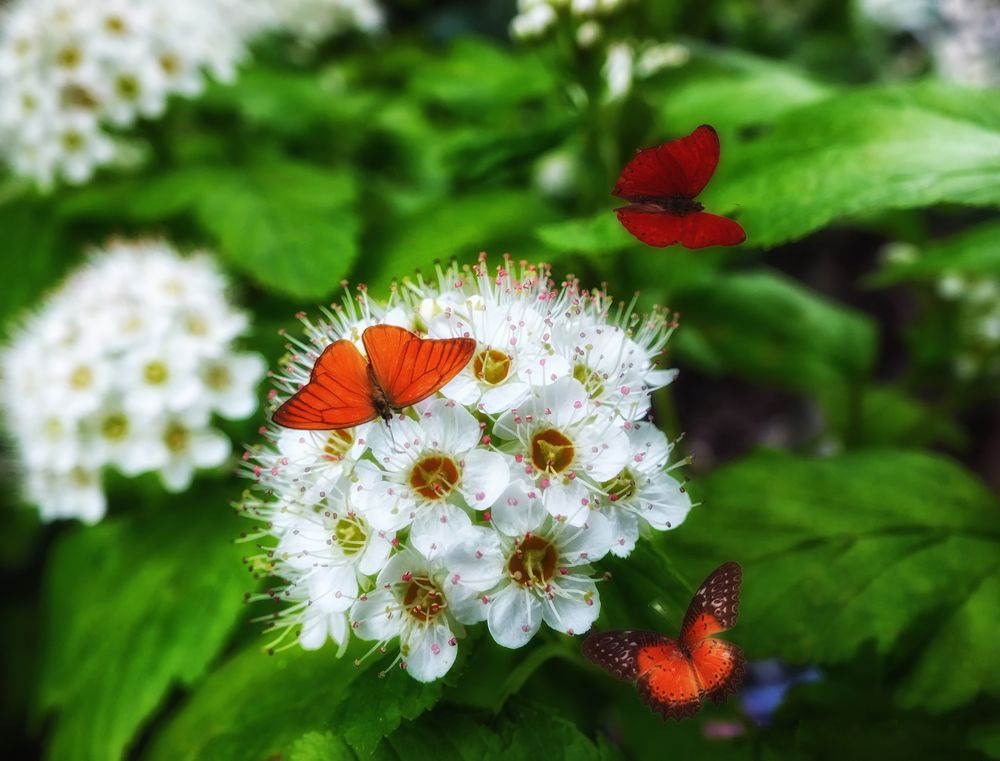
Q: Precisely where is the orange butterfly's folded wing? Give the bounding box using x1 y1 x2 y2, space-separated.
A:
687 637 746 705
613 125 720 201
679 212 746 249
362 324 476 409
635 639 706 720
272 339 378 430
616 208 684 248
680 561 742 647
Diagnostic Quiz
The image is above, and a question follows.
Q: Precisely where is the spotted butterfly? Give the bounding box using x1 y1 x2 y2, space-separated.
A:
582 561 745 719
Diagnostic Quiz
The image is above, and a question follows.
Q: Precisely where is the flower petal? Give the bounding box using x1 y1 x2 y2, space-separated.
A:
487 583 541 649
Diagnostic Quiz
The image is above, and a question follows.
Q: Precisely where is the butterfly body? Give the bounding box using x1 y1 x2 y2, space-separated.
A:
273 324 476 430
365 364 395 423
583 561 745 720
613 125 746 249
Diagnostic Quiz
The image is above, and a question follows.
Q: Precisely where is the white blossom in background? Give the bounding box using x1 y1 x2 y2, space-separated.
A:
241 256 691 682
0 239 266 524
858 0 1000 86
0 0 248 188
510 0 630 42
223 0 383 45
936 273 1000 379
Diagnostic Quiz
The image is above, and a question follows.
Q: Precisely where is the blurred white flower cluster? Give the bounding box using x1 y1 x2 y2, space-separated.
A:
937 273 1000 378
511 0 629 45
859 0 1000 86
0 0 247 187
1 239 266 524
242 256 692 682
230 0 383 45
0 0 385 188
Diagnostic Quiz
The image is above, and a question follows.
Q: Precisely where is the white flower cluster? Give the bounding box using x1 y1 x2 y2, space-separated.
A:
242 257 691 683
1 239 266 524
510 0 629 44
223 0 383 46
0 0 247 187
937 273 1000 378
859 0 1000 86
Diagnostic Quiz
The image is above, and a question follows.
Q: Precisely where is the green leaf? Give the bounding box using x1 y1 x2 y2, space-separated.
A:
373 707 618 761
848 386 966 448
535 211 637 257
0 197 65 332
869 220 1000 286
669 448 1000 712
671 270 876 415
409 38 558 111
969 723 1000 759
287 732 355 761
362 190 556 292
146 641 442 761
195 159 359 301
36 495 247 761
703 85 1000 247
658 46 835 132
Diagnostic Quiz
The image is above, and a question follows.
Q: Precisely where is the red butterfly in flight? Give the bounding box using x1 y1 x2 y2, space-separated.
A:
613 125 746 249
582 561 745 720
272 324 476 430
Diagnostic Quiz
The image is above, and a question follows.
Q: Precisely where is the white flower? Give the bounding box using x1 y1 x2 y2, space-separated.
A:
350 545 474 682
26 467 106 524
494 377 630 526
244 257 688 680
0 239 265 522
484 488 612 648
275 489 395 615
426 265 571 414
0 0 249 187
356 399 510 545
592 422 692 557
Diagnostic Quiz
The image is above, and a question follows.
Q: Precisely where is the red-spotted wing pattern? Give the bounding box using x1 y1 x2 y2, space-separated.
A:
582 562 745 720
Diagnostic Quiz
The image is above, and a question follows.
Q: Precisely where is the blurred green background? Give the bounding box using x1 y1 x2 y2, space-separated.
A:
2 0 999 759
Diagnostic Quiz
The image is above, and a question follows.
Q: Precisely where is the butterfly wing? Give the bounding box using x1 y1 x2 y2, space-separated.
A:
680 561 742 643
687 637 746 705
680 561 745 704
582 629 664 681
616 208 685 247
582 630 705 720
678 212 746 249
635 638 706 720
362 324 476 408
272 340 378 430
617 208 745 249
613 125 721 200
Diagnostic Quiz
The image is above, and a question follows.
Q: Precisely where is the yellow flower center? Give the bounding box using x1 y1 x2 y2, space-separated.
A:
164 422 189 453
507 535 558 586
205 365 230 391
409 455 460 500
101 413 129 441
69 365 93 390
144 361 169 385
602 468 637 502
323 430 354 460
333 516 366 554
402 576 445 622
473 348 512 385
573 363 604 397
530 428 574 474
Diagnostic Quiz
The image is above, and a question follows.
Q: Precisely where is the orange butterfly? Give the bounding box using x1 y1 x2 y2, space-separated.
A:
272 324 476 430
583 562 745 720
